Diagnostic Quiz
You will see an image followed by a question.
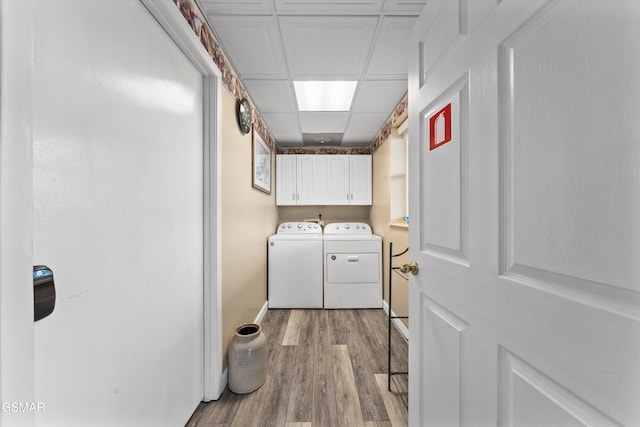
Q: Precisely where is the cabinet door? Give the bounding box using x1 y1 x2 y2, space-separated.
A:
326 155 350 205
298 155 328 205
297 155 316 204
297 155 328 205
312 155 327 204
276 155 297 205
350 155 372 205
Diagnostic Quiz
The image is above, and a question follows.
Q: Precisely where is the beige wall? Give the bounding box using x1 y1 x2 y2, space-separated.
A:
370 135 409 323
278 205 370 224
221 88 278 368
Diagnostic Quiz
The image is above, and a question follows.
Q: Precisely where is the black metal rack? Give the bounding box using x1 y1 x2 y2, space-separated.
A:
388 241 409 391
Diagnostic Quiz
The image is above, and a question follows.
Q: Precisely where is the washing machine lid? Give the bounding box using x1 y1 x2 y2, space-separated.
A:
323 222 375 237
276 221 322 235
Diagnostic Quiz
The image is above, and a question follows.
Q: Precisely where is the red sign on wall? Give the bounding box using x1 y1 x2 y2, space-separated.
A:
429 103 452 151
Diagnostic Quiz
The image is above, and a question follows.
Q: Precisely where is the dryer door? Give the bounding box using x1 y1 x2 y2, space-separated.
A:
326 253 380 284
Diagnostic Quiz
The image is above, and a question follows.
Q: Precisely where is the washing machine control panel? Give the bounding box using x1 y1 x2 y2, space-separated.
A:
277 222 322 234
324 222 372 234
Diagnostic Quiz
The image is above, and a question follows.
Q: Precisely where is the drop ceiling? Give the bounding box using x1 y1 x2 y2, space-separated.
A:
198 0 426 148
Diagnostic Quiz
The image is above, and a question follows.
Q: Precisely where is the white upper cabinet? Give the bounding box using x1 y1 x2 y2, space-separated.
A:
276 155 297 205
326 155 350 205
276 154 371 206
349 155 372 205
276 155 329 205
297 155 327 205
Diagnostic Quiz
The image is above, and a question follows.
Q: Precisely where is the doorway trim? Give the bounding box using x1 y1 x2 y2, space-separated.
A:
141 0 223 401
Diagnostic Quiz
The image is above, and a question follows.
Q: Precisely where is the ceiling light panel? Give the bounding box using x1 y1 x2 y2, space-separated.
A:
294 81 357 111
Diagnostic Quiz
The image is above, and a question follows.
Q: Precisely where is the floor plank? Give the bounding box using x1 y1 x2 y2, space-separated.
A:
282 309 304 346
230 375 273 427
332 344 365 427
257 345 296 426
286 337 315 422
374 374 408 427
311 374 338 427
313 309 331 375
345 311 390 422
200 387 243 425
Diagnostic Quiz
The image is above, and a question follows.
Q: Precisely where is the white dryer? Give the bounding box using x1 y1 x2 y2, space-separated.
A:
268 222 323 308
323 222 382 309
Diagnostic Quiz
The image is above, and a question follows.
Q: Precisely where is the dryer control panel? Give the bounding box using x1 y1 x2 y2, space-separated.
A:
324 222 372 234
277 221 322 234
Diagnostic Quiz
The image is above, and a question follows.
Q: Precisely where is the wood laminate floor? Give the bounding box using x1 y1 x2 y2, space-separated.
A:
187 309 409 427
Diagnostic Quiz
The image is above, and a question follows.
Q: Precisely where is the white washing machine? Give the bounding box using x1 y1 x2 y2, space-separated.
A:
268 222 323 308
323 222 382 309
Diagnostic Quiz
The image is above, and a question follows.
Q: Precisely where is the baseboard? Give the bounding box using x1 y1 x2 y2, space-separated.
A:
382 300 409 341
219 368 228 395
254 301 269 324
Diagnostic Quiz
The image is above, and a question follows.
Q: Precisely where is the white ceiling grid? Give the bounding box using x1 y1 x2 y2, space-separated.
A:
200 0 426 147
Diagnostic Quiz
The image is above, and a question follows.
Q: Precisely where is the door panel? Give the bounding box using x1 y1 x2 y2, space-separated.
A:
408 1 640 426
33 1 204 425
502 1 640 294
420 81 468 264
421 298 468 427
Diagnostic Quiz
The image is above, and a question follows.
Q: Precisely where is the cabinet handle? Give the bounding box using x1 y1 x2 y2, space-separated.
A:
293 193 295 200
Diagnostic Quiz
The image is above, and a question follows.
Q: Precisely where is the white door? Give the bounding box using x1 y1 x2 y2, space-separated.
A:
32 1 204 425
408 1 640 426
276 155 297 205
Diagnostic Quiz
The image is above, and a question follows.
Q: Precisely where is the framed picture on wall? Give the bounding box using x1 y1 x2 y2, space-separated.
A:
252 129 271 194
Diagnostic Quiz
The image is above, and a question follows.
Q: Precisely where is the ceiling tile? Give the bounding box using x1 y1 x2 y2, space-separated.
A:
279 16 378 78
341 132 377 146
199 0 273 14
272 133 304 146
382 0 428 13
208 15 288 79
274 0 383 14
365 16 416 79
244 80 296 113
351 80 407 113
298 112 349 133
345 112 389 133
262 113 301 133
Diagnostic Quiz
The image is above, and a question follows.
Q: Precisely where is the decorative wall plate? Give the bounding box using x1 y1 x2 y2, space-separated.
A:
237 98 251 134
